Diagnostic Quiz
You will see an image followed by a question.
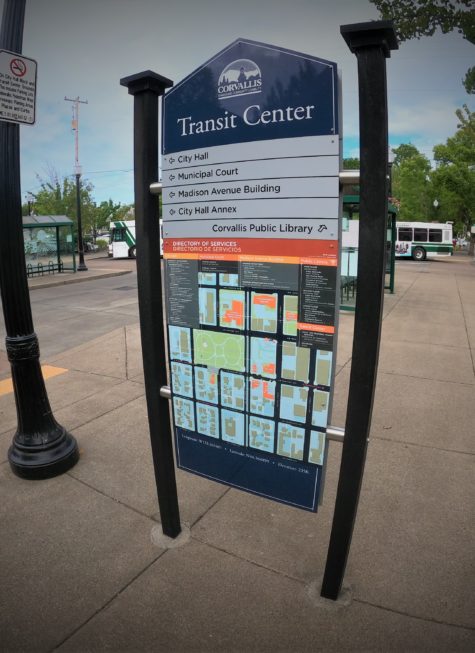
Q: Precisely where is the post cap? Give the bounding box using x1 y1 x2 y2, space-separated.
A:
341 20 398 57
120 70 173 96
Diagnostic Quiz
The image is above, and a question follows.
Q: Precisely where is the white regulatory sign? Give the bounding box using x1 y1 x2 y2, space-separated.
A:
0 50 37 125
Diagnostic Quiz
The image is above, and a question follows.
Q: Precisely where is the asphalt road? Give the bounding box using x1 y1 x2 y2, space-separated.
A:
0 257 140 359
1 251 472 364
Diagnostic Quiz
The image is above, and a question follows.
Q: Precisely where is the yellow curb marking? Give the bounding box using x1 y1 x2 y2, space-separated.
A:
0 365 68 397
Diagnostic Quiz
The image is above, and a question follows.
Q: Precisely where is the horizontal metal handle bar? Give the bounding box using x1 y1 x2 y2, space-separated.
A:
160 385 172 399
150 182 163 195
159 385 344 442
152 174 359 193
325 426 345 442
339 170 360 186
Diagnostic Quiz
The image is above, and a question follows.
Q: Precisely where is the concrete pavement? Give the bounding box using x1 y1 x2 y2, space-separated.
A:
26 253 133 291
0 255 474 651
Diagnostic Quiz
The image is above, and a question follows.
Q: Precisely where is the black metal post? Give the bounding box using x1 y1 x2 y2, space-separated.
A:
120 70 181 538
0 0 79 479
75 173 87 270
321 21 397 600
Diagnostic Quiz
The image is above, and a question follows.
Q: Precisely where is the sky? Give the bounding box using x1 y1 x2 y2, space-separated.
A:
1 0 473 206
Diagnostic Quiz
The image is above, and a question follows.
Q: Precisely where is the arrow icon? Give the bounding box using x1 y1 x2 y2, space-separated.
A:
170 209 176 215
169 174 175 181
318 224 327 232
169 157 175 164
169 191 175 198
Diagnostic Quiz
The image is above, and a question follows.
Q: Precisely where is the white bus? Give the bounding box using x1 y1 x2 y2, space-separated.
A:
396 222 453 261
108 219 164 258
109 220 136 258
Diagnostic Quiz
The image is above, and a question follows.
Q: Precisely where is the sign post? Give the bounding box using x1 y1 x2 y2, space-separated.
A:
162 39 341 511
120 70 181 538
320 21 398 600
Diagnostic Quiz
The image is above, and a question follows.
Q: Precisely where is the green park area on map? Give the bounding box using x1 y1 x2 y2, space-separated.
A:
193 329 245 372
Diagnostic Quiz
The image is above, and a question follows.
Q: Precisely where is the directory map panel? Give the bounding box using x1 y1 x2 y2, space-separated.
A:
163 39 340 511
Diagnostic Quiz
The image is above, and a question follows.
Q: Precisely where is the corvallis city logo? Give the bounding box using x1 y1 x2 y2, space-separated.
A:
217 58 262 100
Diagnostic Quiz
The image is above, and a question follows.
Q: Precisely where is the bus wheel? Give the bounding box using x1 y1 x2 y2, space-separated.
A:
412 247 426 261
129 246 136 258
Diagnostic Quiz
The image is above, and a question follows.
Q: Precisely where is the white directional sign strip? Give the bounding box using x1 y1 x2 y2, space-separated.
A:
162 135 339 169
0 50 37 125
163 156 339 187
163 177 339 204
163 197 339 220
162 218 338 240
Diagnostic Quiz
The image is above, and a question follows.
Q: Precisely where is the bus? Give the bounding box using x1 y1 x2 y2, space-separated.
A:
108 219 164 258
109 220 136 258
395 222 453 261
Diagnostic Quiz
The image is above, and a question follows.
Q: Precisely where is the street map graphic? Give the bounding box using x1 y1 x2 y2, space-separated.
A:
168 271 333 475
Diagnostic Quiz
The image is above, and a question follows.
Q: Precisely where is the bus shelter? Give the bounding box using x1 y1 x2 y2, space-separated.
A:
341 195 397 311
23 215 76 277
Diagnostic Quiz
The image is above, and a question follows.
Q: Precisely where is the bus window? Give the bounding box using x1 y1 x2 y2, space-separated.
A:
398 228 412 241
414 228 428 242
429 229 442 243
113 228 125 242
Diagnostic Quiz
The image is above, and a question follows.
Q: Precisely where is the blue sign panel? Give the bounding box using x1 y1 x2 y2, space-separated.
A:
163 38 338 153
162 39 340 512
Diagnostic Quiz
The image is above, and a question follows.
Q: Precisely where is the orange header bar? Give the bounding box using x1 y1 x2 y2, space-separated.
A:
164 238 338 264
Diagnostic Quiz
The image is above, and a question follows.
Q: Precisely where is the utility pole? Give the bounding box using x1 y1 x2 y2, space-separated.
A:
1 0 79 478
65 96 88 271
25 191 34 216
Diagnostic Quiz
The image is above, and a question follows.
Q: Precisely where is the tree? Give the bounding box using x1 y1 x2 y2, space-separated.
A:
369 0 475 93
91 199 132 240
343 157 360 169
391 144 432 220
431 105 475 237
391 143 420 166
24 170 132 240
25 171 96 235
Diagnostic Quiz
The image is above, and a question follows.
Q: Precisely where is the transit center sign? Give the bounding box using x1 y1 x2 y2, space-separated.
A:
162 38 340 511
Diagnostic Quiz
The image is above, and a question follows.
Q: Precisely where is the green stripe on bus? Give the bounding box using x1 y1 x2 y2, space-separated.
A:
116 221 135 248
414 244 452 253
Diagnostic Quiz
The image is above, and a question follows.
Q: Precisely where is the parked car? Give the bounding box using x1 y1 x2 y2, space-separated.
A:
83 236 99 252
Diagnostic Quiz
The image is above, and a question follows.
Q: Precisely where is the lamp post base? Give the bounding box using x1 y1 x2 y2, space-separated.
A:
8 427 79 480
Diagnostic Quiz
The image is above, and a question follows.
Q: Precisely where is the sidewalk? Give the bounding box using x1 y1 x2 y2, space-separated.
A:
26 253 132 291
0 257 474 651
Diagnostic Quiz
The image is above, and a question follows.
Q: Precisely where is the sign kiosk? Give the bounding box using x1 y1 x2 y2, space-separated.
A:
120 20 397 601
162 39 340 512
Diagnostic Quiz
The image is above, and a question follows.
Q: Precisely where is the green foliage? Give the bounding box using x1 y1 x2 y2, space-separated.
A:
370 0 474 42
24 172 96 234
95 238 109 251
392 145 432 220
463 65 475 94
431 105 475 233
343 157 360 169
24 171 132 239
391 143 420 166
92 199 132 237
370 0 474 92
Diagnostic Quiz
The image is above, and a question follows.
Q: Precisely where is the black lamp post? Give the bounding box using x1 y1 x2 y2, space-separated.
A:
0 0 79 478
75 170 88 271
